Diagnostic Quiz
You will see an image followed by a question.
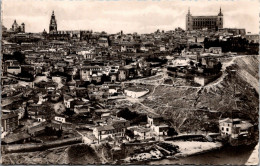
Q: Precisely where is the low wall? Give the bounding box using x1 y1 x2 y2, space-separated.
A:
108 96 126 100
2 137 82 154
122 141 158 157
123 141 158 146
165 134 208 142
194 72 222 86
7 73 31 81
124 88 149 98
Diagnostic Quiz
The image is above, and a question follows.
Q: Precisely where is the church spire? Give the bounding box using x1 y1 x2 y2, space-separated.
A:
187 7 191 16
49 10 57 33
218 7 223 16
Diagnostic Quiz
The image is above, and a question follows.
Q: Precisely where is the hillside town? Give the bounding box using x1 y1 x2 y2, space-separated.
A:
1 7 259 165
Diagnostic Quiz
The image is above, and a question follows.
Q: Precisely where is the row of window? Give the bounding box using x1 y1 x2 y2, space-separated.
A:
221 127 229 132
193 22 217 26
192 18 221 21
56 117 65 121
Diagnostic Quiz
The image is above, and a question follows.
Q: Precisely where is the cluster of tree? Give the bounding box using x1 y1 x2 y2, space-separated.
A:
44 126 63 138
8 36 41 44
117 108 147 125
51 71 70 78
204 37 259 54
167 127 178 136
3 51 25 64
189 44 203 49
173 44 187 53
146 57 167 65
68 144 99 164
17 71 34 81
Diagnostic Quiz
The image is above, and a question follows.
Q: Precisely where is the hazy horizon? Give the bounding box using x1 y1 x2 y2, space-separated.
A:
2 0 259 34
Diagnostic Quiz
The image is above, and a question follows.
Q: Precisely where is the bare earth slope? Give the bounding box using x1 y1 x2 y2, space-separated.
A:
141 55 259 132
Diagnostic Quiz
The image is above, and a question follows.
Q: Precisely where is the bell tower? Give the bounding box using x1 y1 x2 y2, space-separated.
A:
49 11 57 34
217 7 223 30
186 8 193 31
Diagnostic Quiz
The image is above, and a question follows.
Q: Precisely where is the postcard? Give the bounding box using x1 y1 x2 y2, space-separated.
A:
1 0 259 165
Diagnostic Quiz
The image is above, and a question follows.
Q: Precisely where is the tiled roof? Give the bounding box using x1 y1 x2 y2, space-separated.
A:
2 132 31 144
96 125 114 131
2 113 18 120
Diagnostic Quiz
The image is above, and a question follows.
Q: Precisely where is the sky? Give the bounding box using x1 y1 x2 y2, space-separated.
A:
2 0 259 34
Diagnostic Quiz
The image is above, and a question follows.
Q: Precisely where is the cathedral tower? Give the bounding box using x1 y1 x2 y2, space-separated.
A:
186 8 193 31
217 7 224 30
49 11 57 34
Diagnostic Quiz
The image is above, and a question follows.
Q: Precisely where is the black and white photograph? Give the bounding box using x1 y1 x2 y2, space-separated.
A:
1 0 259 165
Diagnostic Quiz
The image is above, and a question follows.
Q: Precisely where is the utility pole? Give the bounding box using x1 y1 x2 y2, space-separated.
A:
231 70 237 121
230 70 237 140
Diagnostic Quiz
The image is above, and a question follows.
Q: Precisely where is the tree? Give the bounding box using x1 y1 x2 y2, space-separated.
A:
167 127 178 136
190 61 194 66
23 102 29 119
57 129 63 138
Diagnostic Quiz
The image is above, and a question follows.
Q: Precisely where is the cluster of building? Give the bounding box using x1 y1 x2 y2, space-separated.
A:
219 118 254 139
90 114 171 143
167 54 222 86
1 8 258 146
2 20 25 34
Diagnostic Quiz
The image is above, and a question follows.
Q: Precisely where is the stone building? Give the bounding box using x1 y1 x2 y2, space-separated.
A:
1 113 19 132
49 11 58 34
186 8 223 31
10 20 25 33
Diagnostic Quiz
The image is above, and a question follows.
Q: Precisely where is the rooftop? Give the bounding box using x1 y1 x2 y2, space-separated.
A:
2 132 31 144
2 113 19 120
96 125 114 131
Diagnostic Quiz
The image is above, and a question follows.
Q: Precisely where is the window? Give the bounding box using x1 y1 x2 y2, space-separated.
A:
222 127 224 131
226 128 229 132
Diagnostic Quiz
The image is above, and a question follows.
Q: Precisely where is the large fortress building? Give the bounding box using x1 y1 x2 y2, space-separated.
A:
186 8 223 31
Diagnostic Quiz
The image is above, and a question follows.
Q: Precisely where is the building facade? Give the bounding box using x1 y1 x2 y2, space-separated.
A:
245 34 259 43
1 113 19 132
219 118 254 139
219 28 246 37
186 8 223 31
